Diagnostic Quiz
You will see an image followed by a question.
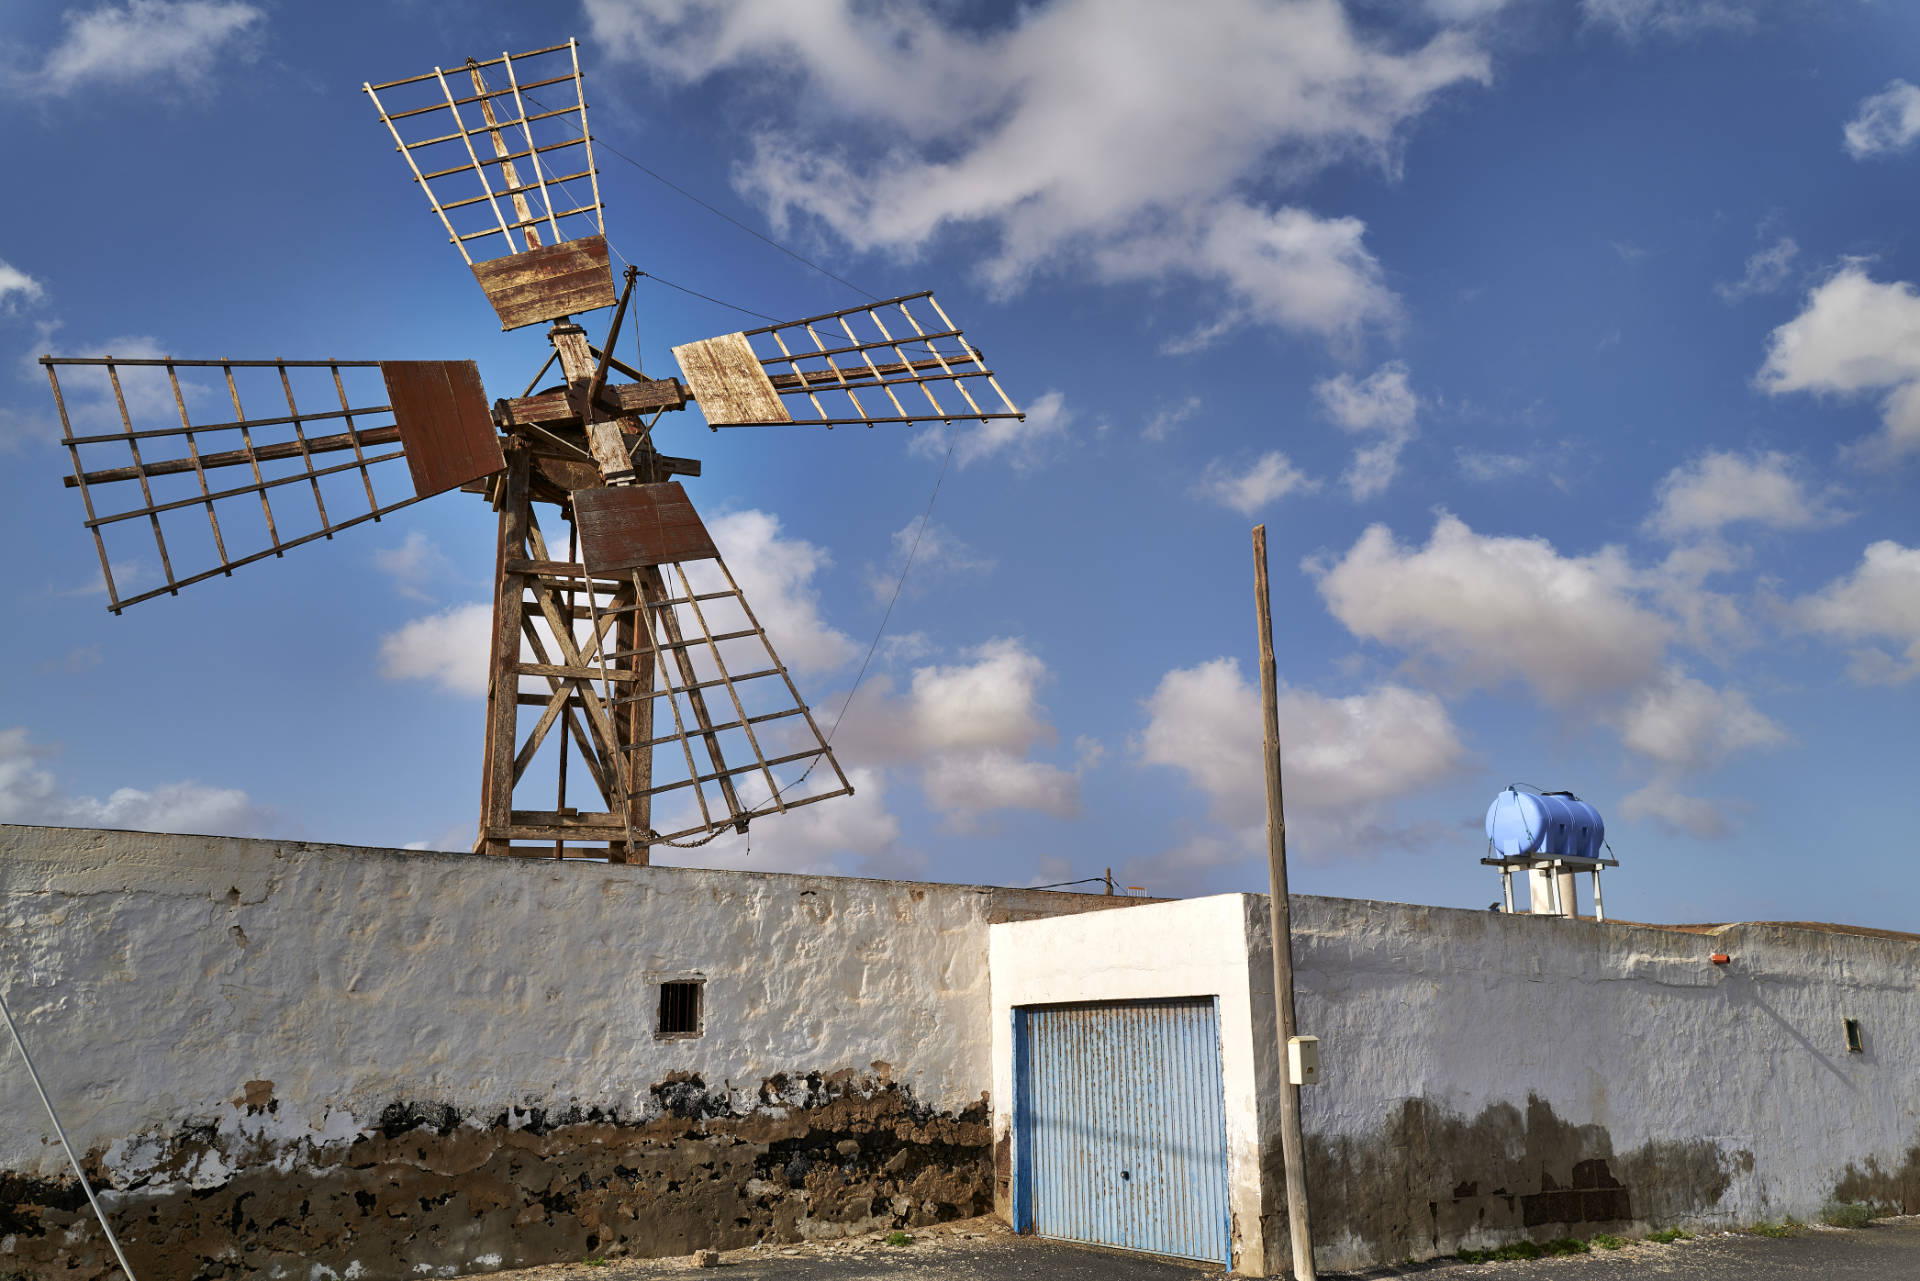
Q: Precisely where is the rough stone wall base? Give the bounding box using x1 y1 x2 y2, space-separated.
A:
1 1073 986 1281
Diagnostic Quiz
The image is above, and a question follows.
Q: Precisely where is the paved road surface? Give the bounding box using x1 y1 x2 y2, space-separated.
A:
493 1215 1920 1280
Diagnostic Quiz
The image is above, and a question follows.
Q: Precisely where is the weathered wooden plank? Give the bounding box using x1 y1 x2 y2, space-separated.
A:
381 360 507 497
488 825 630 843
493 378 690 426
521 661 643 682
471 234 616 330
574 482 719 574
508 810 629 830
766 356 960 391
671 333 791 426
480 449 533 855
64 425 404 488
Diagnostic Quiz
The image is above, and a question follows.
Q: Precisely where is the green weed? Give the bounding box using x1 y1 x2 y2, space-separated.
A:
1644 1227 1694 1244
581 1258 608 1268
1748 1220 1795 1238
1821 1200 1880 1228
1456 1241 1540 1263
1590 1233 1626 1250
885 1231 914 1247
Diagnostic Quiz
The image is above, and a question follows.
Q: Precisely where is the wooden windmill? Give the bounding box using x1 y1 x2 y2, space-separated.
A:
45 39 1022 863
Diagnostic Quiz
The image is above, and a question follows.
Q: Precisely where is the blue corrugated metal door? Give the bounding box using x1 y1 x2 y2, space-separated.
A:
1015 997 1230 1265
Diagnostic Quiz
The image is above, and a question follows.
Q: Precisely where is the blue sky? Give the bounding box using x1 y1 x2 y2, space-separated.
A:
3 0 1919 929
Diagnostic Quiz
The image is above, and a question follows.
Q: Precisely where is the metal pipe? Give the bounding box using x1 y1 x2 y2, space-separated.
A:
0 986 139 1280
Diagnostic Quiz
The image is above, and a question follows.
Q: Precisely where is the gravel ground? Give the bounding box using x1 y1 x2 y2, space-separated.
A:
488 1214 1920 1280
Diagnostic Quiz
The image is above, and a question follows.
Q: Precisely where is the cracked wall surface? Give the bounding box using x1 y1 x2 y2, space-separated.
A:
0 825 1134 1280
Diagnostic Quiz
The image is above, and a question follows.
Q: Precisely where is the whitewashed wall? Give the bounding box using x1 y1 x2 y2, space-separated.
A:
1274 895 1920 1269
0 824 1125 1279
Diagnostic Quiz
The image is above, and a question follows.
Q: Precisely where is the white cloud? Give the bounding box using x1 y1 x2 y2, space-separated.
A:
1794 539 1920 684
1196 451 1316 515
8 1 263 97
1137 658 1467 827
1310 513 1670 704
378 601 491 696
1426 0 1521 18
1118 202 1403 352
373 529 454 602
865 638 1053 757
1843 80 1920 160
834 637 1082 824
1317 361 1419 433
1646 449 1838 539
912 387 1072 471
1316 360 1419 499
703 509 858 673
0 726 269 835
1614 668 1786 774
1143 395 1202 444
588 0 1487 347
865 519 992 604
919 751 1078 822
40 643 102 675
1755 262 1920 461
1134 658 1466 867
1715 235 1798 303
1454 448 1533 483
1581 0 1756 40
0 260 44 313
1619 778 1734 839
1648 538 1750 655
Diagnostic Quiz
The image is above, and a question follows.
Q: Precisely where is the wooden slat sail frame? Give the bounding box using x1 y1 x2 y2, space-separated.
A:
579 555 852 849
364 40 604 267
671 292 1024 429
47 357 426 614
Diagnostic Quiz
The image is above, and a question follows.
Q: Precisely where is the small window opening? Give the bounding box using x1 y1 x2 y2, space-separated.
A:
1845 1018 1864 1055
657 980 703 1039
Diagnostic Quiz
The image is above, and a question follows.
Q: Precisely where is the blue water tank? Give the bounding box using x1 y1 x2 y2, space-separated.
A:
1485 788 1604 860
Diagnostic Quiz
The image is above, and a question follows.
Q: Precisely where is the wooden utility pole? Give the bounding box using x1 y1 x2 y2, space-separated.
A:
1253 524 1316 1280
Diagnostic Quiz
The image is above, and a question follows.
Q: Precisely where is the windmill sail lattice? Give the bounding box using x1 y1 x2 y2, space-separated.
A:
364 41 614 331
47 357 501 612
572 484 852 845
673 292 1023 428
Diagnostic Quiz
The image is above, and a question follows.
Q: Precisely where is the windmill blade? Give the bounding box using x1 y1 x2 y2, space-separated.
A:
571 483 853 845
364 40 616 331
671 291 1024 429
49 357 504 613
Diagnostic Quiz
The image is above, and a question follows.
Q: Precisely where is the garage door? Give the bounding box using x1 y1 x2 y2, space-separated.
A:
1014 997 1231 1265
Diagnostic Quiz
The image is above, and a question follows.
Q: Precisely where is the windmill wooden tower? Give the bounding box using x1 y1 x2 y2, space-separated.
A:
45 38 1022 864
